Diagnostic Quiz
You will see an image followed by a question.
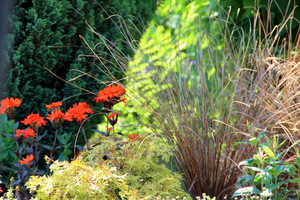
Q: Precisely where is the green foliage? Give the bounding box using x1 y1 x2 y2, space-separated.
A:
0 114 18 189
83 134 191 199
233 129 300 199
26 158 138 200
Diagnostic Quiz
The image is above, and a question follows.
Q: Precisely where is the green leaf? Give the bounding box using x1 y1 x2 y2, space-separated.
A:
63 148 72 156
247 166 263 172
38 144 51 150
13 121 19 131
249 138 257 146
231 187 261 198
57 133 72 145
239 158 257 167
263 146 275 160
237 175 253 187
58 153 69 162
265 182 285 191
257 128 266 141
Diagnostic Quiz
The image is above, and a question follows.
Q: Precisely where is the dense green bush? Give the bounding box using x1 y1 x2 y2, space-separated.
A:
4 0 157 145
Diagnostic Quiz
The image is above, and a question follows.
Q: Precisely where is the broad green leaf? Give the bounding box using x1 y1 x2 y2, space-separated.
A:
231 187 261 198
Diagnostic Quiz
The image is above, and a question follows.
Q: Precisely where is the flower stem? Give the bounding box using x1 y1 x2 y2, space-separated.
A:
34 129 39 168
50 129 58 159
82 126 90 150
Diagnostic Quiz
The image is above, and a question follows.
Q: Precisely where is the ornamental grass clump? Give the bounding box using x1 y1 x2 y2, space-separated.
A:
80 1 300 199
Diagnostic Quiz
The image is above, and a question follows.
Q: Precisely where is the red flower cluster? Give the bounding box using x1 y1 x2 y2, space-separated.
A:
0 186 2 194
65 102 94 123
46 101 62 110
128 133 142 142
0 97 22 119
19 154 34 165
15 128 36 139
93 84 126 103
21 113 47 130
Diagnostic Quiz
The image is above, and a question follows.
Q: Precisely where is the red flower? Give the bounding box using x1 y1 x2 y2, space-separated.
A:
107 112 119 120
0 97 22 119
76 150 82 159
21 113 47 130
47 109 66 130
15 128 36 139
46 101 62 110
0 186 2 193
93 84 126 103
128 133 142 142
65 102 94 123
46 109 65 122
106 126 113 131
19 154 34 165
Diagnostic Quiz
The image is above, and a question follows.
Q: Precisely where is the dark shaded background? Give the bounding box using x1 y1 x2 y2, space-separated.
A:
0 0 14 100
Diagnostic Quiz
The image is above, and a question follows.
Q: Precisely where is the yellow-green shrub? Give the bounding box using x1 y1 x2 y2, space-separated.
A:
25 134 191 199
83 134 191 199
25 158 138 200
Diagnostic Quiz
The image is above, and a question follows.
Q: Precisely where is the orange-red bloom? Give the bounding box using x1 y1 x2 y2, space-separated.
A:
21 113 47 130
15 128 36 139
0 97 22 119
107 112 118 120
127 133 142 142
106 126 113 131
47 109 67 130
46 101 62 110
46 109 65 122
19 154 34 165
93 84 126 103
65 102 94 123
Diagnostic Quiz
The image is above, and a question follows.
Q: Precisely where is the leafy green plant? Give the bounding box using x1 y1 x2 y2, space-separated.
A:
232 129 300 199
83 133 190 199
0 114 18 189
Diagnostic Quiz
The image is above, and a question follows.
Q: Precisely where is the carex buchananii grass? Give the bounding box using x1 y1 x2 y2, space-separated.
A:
77 1 300 199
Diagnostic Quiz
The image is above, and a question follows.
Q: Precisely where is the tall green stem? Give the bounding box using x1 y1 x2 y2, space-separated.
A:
82 126 90 151
34 129 39 168
50 129 58 159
